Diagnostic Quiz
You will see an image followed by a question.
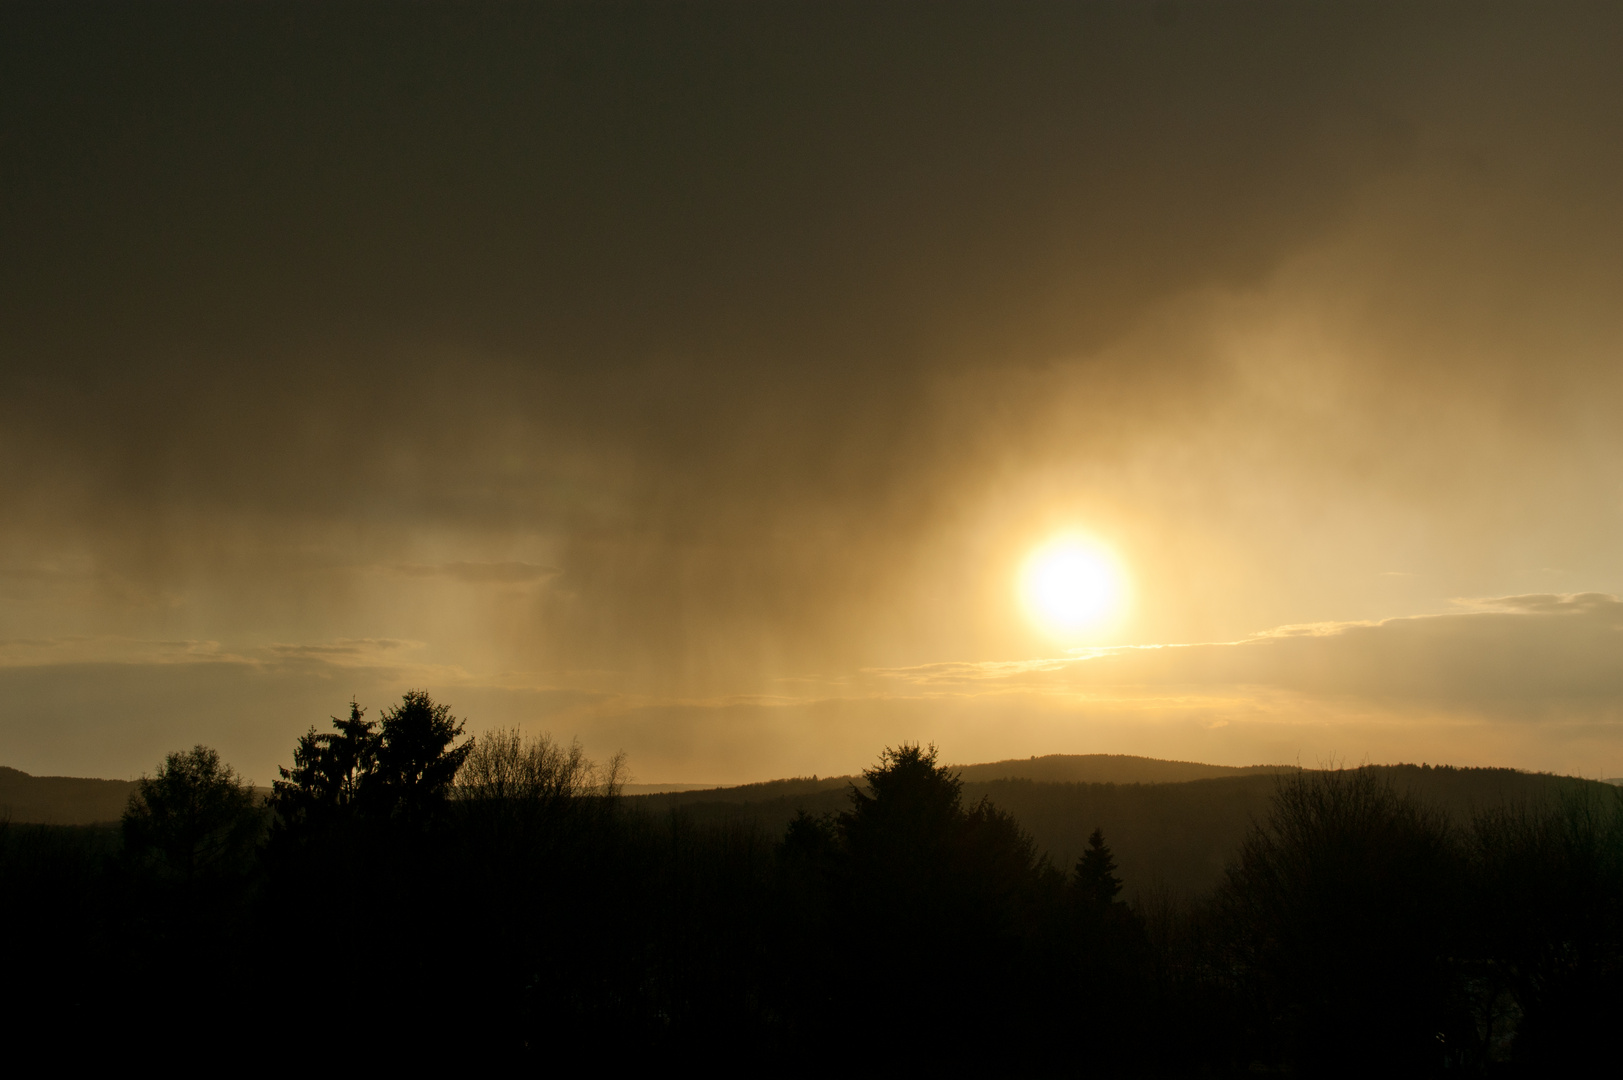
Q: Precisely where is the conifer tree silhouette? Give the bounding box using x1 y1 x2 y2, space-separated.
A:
271 699 380 833
270 691 470 833
1074 826 1123 908
375 689 470 822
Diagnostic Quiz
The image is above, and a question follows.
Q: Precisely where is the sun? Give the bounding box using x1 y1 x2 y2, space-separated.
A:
1019 535 1128 639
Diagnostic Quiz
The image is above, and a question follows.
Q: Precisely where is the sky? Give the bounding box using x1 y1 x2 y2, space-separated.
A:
3 1 1622 785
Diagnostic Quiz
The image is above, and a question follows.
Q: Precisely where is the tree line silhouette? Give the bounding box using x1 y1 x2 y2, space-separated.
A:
2 690 1620 1072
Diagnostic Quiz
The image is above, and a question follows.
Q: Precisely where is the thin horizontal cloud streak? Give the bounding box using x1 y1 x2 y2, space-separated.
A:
0 637 245 669
868 594 1623 720
0 635 435 677
264 638 423 664
384 562 559 585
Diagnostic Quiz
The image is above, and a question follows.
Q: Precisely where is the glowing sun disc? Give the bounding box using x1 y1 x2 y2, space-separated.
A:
1020 537 1126 636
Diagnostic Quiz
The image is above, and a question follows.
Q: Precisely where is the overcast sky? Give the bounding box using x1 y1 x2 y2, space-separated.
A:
3 2 1622 784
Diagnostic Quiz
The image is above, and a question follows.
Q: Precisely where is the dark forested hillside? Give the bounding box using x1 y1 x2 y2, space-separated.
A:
0 766 136 824
7 751 1601 901
632 764 1614 898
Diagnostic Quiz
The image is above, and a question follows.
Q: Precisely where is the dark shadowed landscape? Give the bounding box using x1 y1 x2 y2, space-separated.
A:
5 701 1620 1071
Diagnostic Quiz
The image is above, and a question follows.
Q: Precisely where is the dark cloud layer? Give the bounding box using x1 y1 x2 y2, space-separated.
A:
3 3 1623 777
4 3 1399 350
1 3 1432 520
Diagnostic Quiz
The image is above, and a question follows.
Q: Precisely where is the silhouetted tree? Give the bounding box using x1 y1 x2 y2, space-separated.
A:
271 691 473 833
1217 768 1467 1075
771 808 840 1004
1074 826 1123 909
824 744 1058 1063
776 808 838 875
838 743 966 870
1471 785 1623 1067
270 699 379 834
374 689 471 822
258 693 475 1057
456 727 624 805
122 745 261 879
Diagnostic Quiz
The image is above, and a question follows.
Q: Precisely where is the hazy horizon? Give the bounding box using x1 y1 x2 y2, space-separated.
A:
4 2 1623 785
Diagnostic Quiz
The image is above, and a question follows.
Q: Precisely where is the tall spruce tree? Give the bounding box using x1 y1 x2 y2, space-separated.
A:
271 700 380 833
1074 827 1123 908
375 689 471 822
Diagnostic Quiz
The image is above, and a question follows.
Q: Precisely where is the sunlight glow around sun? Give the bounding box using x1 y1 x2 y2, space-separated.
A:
1019 535 1129 639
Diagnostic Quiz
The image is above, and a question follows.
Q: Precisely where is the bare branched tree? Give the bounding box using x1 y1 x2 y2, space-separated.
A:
456 728 624 803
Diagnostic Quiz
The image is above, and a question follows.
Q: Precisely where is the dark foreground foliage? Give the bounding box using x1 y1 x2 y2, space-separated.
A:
2 694 1620 1073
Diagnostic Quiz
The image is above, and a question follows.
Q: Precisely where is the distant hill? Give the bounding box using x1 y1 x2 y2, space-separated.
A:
949 753 1291 785
0 766 135 825
627 774 853 807
624 753 1291 806
10 751 1613 896
627 773 1279 896
628 762 1615 900
620 782 721 795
